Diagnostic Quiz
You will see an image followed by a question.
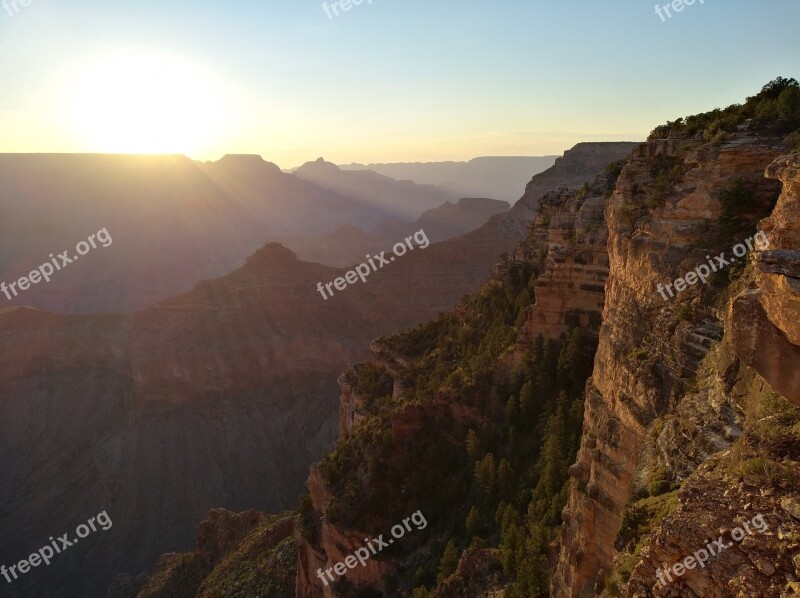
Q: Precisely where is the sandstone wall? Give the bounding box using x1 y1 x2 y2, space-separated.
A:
552 133 788 597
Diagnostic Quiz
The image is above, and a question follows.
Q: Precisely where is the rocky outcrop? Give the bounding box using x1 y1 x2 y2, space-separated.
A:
552 131 790 597
624 455 800 597
514 166 619 345
433 548 505 597
731 155 800 405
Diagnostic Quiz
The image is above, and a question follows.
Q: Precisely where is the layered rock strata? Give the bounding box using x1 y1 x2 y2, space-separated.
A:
552 132 791 596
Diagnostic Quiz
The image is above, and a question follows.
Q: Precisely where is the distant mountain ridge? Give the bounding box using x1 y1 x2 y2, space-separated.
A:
340 155 559 202
280 196 510 267
293 157 460 224
0 154 460 313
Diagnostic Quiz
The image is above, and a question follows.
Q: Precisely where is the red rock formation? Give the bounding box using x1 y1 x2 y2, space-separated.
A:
552 131 789 597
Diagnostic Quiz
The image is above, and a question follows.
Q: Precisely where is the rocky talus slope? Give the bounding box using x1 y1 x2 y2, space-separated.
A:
553 129 800 597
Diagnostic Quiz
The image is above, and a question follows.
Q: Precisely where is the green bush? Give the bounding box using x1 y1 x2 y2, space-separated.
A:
648 463 673 497
778 86 800 123
785 130 800 153
628 347 649 362
737 457 798 487
648 478 672 497
618 504 648 546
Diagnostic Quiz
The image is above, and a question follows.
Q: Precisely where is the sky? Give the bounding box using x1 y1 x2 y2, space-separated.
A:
1 0 799 168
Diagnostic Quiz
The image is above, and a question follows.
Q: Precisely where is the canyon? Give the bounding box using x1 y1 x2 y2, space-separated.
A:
0 142 637 596
124 90 800 598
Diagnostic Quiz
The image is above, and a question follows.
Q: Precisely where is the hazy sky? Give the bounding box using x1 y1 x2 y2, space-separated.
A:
1 0 798 167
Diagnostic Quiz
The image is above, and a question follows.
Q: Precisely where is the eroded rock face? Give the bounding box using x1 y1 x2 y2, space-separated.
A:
516 181 610 345
552 133 788 597
298 429 381 598
730 155 800 405
433 548 505 597
295 518 394 598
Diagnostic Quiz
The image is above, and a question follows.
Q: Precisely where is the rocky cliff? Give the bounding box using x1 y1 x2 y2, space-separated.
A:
289 86 800 598
554 110 800 596
731 154 800 405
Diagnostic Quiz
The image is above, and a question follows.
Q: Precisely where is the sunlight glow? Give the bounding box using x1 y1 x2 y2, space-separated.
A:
70 52 224 155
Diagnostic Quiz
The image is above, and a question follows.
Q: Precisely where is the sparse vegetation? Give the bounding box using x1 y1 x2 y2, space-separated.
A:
646 155 687 208
648 77 800 141
311 251 598 595
785 130 800 152
675 302 692 322
736 457 798 487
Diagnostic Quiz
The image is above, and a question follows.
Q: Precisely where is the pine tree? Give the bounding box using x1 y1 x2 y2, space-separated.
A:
500 521 522 576
529 405 567 526
498 458 514 499
510 525 551 597
495 501 508 528
519 380 537 423
500 503 521 534
437 541 459 583
474 453 496 498
465 429 480 461
506 395 519 423
508 426 519 462
466 506 481 537
557 326 585 397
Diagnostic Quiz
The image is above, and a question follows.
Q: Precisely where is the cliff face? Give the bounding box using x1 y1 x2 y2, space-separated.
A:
731 155 800 405
515 163 622 345
552 130 796 596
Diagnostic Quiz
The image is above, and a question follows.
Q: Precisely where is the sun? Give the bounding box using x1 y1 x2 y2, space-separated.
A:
70 52 224 155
